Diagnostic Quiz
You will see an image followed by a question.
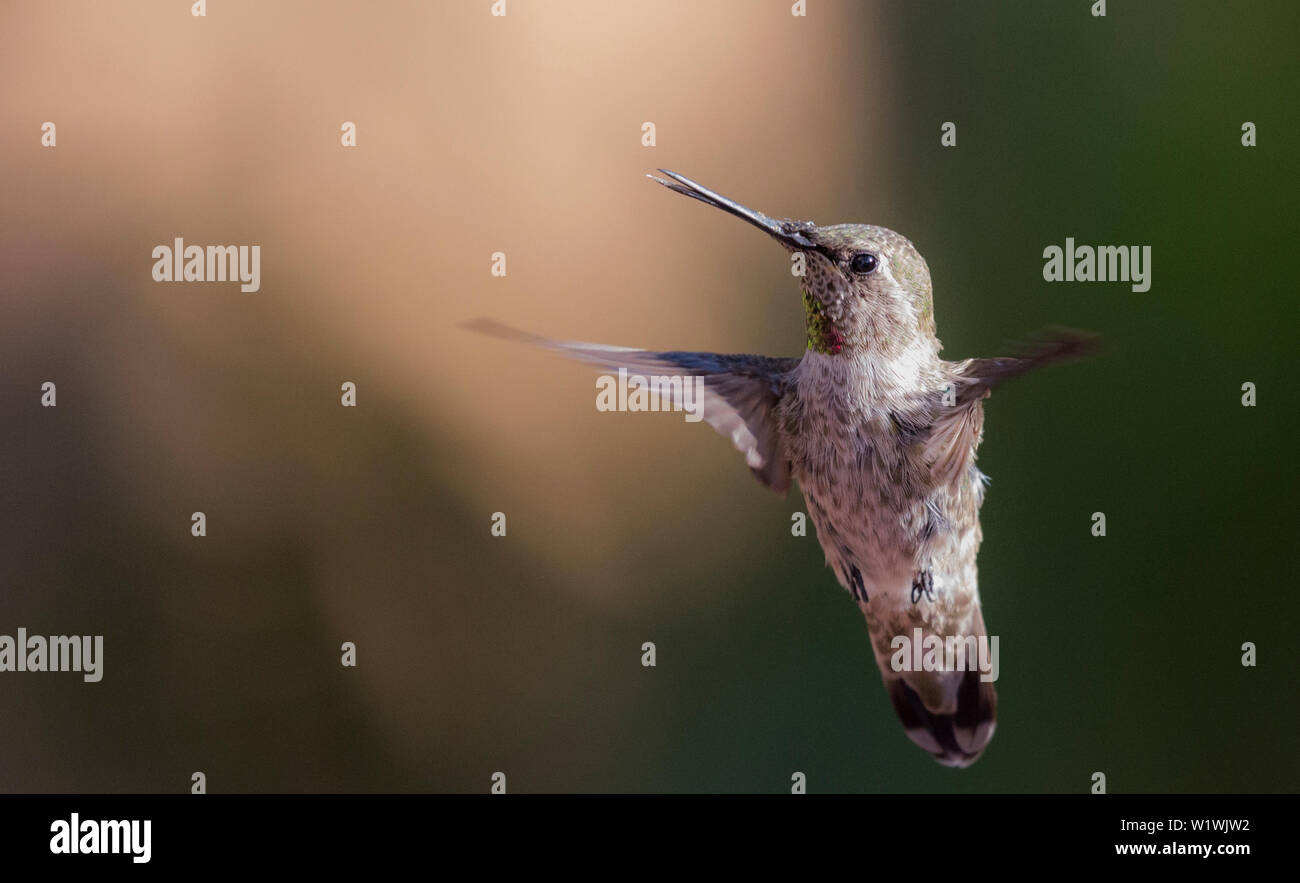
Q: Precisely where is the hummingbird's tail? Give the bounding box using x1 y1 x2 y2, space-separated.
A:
885 665 997 768
877 604 998 768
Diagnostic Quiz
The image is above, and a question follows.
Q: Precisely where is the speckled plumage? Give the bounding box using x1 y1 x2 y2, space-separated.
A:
468 171 1094 768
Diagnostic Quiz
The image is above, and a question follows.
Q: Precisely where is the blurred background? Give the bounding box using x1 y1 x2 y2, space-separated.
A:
0 0 1295 792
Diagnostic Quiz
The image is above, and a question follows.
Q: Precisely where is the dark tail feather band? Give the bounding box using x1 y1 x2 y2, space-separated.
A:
887 668 997 768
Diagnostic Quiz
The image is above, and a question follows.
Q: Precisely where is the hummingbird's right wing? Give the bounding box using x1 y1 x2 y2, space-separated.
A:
464 319 800 493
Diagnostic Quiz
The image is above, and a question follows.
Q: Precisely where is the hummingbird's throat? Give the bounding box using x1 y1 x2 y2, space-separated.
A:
802 290 844 355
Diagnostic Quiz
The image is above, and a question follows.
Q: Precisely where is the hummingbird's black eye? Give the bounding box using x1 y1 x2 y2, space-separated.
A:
849 252 878 275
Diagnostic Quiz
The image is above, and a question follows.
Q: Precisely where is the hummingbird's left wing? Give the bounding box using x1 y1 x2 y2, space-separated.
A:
952 327 1098 406
464 319 800 493
924 327 1098 488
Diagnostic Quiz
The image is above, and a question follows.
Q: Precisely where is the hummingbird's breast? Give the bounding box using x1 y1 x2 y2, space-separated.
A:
781 351 986 653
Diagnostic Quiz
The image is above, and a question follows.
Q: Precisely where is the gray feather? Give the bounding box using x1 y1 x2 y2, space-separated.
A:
464 319 799 493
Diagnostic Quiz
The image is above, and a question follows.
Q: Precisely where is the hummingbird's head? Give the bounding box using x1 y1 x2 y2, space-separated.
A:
650 170 937 359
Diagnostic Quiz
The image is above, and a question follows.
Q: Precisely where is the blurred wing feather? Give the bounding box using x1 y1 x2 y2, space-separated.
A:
465 319 798 493
924 327 1098 488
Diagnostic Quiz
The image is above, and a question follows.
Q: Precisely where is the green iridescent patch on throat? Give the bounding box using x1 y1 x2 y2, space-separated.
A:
802 291 843 355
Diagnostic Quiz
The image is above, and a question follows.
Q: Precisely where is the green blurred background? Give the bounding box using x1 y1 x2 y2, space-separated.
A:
0 0 1295 792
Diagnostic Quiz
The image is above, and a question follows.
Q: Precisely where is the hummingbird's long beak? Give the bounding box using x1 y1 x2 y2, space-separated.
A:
648 169 817 250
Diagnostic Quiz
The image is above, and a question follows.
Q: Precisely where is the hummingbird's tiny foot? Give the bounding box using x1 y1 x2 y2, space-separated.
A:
843 564 869 603
910 569 935 605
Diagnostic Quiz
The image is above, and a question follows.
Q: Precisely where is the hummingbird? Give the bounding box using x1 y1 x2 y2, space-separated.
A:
468 171 1093 767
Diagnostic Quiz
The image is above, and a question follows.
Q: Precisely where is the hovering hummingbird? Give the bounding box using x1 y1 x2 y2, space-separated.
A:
468 171 1093 767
